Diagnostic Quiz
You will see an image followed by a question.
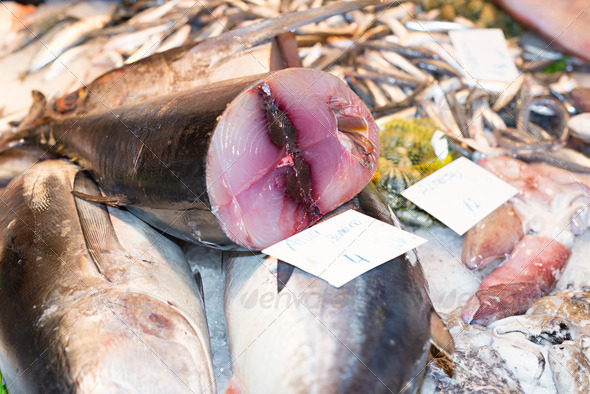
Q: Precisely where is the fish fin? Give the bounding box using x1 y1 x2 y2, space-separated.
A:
277 259 294 293
270 32 302 71
0 91 49 153
0 139 26 154
18 90 48 130
429 344 454 377
73 171 123 282
194 271 205 302
221 251 233 271
356 183 395 226
429 310 455 358
269 37 286 71
71 190 130 206
225 375 242 394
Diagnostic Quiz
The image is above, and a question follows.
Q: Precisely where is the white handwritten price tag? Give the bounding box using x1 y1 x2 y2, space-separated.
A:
450 29 518 85
262 210 426 288
402 157 518 235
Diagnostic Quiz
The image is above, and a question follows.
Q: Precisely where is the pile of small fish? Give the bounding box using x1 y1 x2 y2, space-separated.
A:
1 0 590 392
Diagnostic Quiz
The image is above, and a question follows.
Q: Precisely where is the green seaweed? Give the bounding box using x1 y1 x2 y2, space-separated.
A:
421 0 523 37
543 56 569 74
0 369 7 394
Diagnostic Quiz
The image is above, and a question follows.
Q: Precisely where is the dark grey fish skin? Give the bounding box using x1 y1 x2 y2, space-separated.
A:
0 160 215 394
412 59 462 78
223 185 441 393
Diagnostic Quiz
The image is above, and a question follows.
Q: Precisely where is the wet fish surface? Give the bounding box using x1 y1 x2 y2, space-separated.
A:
461 156 589 325
0 160 215 393
223 185 453 393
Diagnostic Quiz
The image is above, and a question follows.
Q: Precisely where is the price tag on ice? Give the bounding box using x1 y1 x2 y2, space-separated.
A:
402 157 518 235
262 210 426 288
450 29 518 85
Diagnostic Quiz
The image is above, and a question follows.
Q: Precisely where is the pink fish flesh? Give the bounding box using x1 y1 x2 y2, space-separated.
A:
206 69 379 249
0 69 378 251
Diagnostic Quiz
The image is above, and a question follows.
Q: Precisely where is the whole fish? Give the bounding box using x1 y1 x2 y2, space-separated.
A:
156 25 191 54
0 4 73 57
127 0 183 25
44 0 385 117
223 185 453 393
0 160 215 393
2 69 379 250
103 23 170 56
515 146 590 174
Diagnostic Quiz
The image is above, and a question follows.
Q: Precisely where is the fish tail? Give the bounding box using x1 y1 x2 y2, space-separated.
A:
430 310 455 358
225 375 242 394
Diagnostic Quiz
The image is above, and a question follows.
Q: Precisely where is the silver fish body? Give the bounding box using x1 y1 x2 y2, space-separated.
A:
515 146 590 173
223 185 447 393
27 14 111 73
0 160 215 393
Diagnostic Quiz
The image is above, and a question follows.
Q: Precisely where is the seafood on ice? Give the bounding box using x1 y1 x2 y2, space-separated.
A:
223 185 453 394
462 156 590 325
